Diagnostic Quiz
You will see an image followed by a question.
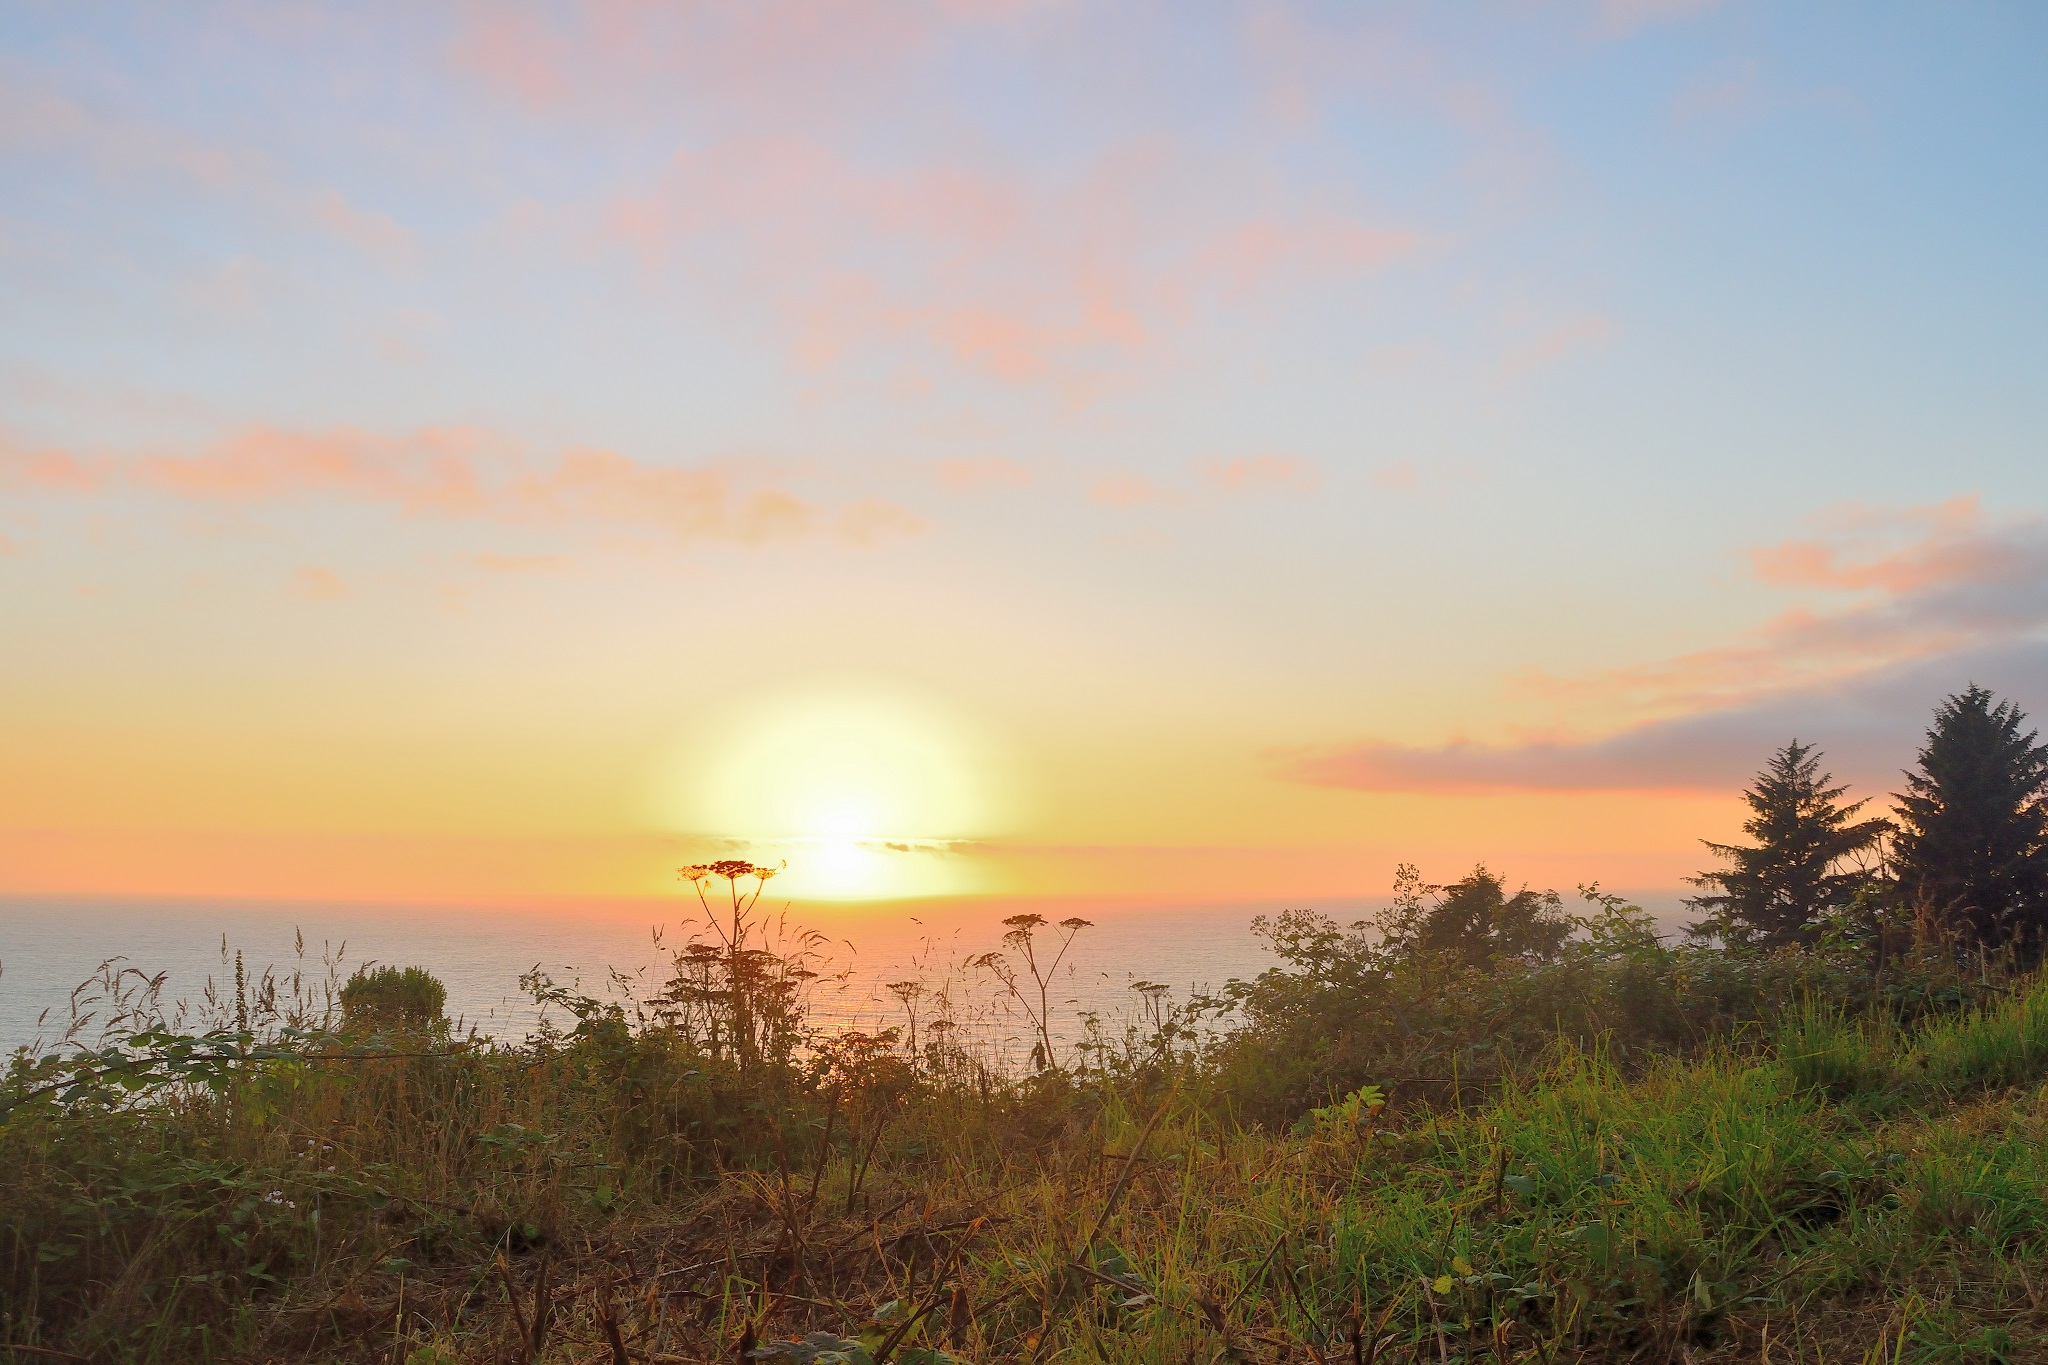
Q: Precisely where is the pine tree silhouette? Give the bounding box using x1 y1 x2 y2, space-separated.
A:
1893 686 2048 951
1686 740 1889 948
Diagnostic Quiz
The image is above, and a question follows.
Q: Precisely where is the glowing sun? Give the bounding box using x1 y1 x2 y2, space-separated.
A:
657 684 1006 900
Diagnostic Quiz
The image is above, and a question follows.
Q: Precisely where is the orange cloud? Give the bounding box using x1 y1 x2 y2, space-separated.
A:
10 424 922 551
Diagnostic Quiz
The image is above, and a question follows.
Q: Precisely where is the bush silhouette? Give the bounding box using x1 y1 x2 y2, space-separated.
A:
339 965 448 1031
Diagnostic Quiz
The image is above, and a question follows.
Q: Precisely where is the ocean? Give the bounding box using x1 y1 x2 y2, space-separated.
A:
0 894 1321 1059
0 889 1691 1060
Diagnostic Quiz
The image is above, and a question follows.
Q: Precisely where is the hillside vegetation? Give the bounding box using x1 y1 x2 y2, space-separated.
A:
9 689 2048 1362
8 868 2048 1364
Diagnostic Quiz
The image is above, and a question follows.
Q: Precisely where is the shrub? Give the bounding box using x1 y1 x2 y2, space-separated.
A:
339 965 447 1032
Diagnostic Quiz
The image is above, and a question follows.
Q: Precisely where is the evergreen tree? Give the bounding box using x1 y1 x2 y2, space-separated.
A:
1893 685 2048 949
1686 740 1889 948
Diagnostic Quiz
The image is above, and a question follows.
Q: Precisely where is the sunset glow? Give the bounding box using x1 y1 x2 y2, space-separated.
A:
655 685 1007 899
2 6 2044 909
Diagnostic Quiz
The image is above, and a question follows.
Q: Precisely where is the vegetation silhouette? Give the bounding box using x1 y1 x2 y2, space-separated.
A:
8 683 2048 1361
1893 684 2048 951
1685 740 1891 949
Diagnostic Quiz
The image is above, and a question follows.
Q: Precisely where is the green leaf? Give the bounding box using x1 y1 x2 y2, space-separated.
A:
748 1333 877 1364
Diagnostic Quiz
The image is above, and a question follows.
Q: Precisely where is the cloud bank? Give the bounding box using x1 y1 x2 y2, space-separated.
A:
1289 502 2048 795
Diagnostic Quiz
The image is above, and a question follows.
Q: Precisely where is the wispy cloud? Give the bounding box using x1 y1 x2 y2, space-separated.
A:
474 551 566 573
1288 501 2048 793
2 424 922 550
290 565 349 601
1500 314 1618 378
0 68 416 270
1090 474 1172 509
1598 0 1722 36
0 432 105 493
1204 453 1320 495
935 456 1033 492
601 132 1417 402
1371 460 1419 492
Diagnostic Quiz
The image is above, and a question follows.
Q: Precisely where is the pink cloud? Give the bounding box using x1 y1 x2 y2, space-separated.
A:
312 188 416 267
449 2 940 124
600 130 1416 399
1600 0 1721 34
0 78 238 188
1294 501 2048 793
1204 453 1320 495
1198 219 1418 299
133 425 491 513
1091 474 1169 508
1749 496 1994 595
0 433 106 493
935 307 1062 383
0 77 411 272
448 7 571 112
10 424 922 551
1500 314 1618 377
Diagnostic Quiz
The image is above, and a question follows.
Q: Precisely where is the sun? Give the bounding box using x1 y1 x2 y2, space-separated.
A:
655 684 1008 900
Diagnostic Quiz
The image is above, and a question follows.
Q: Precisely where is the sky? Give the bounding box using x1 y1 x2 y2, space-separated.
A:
2 1 2045 906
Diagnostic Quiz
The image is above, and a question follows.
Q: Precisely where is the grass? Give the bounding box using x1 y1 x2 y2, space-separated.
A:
11 930 2048 1361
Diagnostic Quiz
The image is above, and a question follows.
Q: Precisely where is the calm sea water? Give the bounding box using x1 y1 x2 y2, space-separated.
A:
0 895 1325 1058
0 890 1690 1059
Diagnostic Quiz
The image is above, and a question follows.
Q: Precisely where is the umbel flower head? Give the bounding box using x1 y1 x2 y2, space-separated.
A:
678 859 781 885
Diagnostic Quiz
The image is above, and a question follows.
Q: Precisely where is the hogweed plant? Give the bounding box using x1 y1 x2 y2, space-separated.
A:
654 859 831 1076
972 912 1093 1073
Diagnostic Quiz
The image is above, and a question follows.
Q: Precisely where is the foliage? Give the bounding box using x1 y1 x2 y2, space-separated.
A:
1893 685 2048 952
1687 740 1893 948
13 937 2048 1362
339 966 448 1033
971 912 1094 1073
20 684 2048 1359
659 859 826 1074
1386 863 1577 966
